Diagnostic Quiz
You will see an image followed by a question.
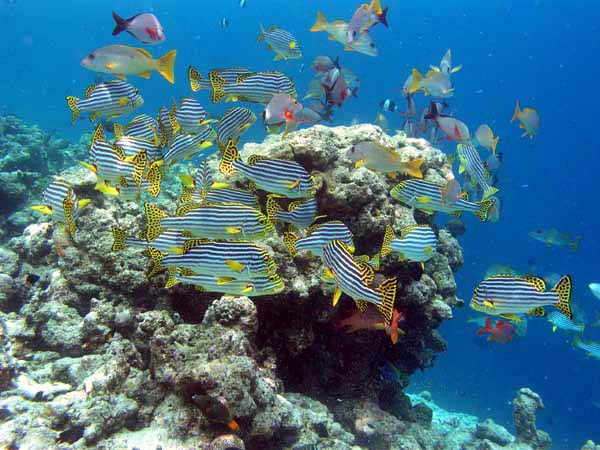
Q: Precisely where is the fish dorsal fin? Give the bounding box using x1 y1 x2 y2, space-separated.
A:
400 224 422 239
331 20 346 25
182 239 209 253
528 306 546 317
135 47 153 58
287 200 302 211
85 84 99 98
176 202 203 216
267 25 278 32
112 144 126 160
356 260 375 285
525 276 546 292
305 222 321 236
354 299 368 312
236 73 253 84
247 154 268 165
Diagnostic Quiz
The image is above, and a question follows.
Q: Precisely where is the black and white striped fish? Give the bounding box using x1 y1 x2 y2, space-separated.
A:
380 224 437 262
323 240 396 324
390 179 495 222
188 66 252 92
147 239 277 281
111 226 189 254
457 143 499 200
114 134 163 161
144 202 274 242
66 80 143 124
164 127 217 164
257 24 302 61
31 178 90 237
116 114 159 142
220 140 315 198
217 107 256 147
170 97 211 134
167 270 285 297
283 221 354 257
266 195 317 229
205 70 296 104
470 275 573 320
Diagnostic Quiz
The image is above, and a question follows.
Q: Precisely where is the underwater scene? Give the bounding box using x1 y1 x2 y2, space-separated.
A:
0 0 598 449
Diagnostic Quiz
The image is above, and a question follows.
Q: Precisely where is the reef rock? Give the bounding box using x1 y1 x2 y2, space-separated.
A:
512 388 551 449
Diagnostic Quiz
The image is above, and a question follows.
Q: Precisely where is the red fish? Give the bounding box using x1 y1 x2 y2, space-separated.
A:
336 307 405 344
476 318 515 344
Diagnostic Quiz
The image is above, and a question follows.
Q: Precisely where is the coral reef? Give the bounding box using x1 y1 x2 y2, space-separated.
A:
512 388 552 449
0 123 553 449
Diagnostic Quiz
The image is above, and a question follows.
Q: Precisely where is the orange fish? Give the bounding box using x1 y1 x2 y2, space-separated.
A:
336 307 405 344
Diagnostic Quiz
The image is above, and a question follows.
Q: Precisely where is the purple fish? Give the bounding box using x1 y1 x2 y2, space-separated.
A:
112 11 165 45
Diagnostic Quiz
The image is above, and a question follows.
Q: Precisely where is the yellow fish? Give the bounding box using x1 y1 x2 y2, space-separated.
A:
511 99 539 139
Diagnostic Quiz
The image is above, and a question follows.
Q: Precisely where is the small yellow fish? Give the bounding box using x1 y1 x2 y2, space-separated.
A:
475 124 499 154
347 141 424 179
511 99 539 139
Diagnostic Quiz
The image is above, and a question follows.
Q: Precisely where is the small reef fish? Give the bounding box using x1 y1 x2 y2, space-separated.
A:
111 11 165 45
572 335 600 360
191 395 239 431
111 226 189 254
310 11 377 57
323 240 396 324
335 306 404 344
116 114 159 142
528 228 581 251
590 283 600 301
546 311 585 333
170 97 211 135
476 318 515 344
31 179 90 237
163 128 217 165
457 143 499 200
379 98 400 113
470 274 573 320
217 106 256 147
347 0 388 43
410 69 454 98
144 202 273 242
511 100 539 139
220 17 229 28
114 134 162 162
390 179 495 221
475 124 499 154
347 141 424 179
266 195 318 229
147 240 277 281
429 49 462 75
425 102 469 142
263 93 303 137
169 271 285 297
219 140 315 198
440 178 461 205
284 221 354 257
66 80 143 124
188 66 251 92
81 45 176 84
257 24 302 60
380 225 437 262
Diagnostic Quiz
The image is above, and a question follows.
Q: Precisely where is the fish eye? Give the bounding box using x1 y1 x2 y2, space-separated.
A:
369 43 375 48
87 53 95 60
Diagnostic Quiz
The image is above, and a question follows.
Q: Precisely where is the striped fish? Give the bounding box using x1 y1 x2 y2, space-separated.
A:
167 270 285 297
147 239 277 281
390 179 495 222
220 140 315 198
114 134 163 161
205 70 296 104
572 335 600 360
188 66 252 93
31 178 90 237
266 195 317 229
144 202 274 242
546 311 585 333
257 25 302 60
217 107 256 147
322 240 396 324
117 114 159 142
66 80 143 124
164 127 217 165
457 143 499 200
111 226 189 254
380 224 437 262
157 105 177 148
283 221 354 257
170 97 211 134
470 275 573 320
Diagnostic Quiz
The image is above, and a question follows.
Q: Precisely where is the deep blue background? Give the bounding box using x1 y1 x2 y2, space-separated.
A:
1 0 599 447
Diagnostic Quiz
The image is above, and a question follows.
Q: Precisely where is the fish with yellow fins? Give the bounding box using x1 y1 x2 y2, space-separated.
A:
410 68 454 98
511 99 539 139
429 49 462 76
81 45 176 83
347 141 424 179
347 0 389 44
310 11 378 57
256 24 302 60
475 124 499 154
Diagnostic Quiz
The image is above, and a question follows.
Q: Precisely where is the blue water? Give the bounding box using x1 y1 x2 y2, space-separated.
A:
2 0 599 447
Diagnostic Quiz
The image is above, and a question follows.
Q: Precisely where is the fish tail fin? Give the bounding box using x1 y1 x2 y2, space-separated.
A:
409 69 423 94
310 11 328 32
571 236 582 252
146 161 163 198
219 139 240 175
283 232 299 257
405 158 424 179
511 99 521 122
380 225 396 258
66 96 80 124
130 150 147 188
378 6 389 28
111 225 128 251
256 23 265 42
111 11 128 36
492 136 499 154
188 66 204 92
552 275 573 319
482 186 500 200
157 50 176 84
476 317 493 335
146 246 166 279
375 277 397 325
209 71 226 103
266 194 283 225
474 198 495 222
144 202 167 242
424 101 438 120
165 267 181 288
